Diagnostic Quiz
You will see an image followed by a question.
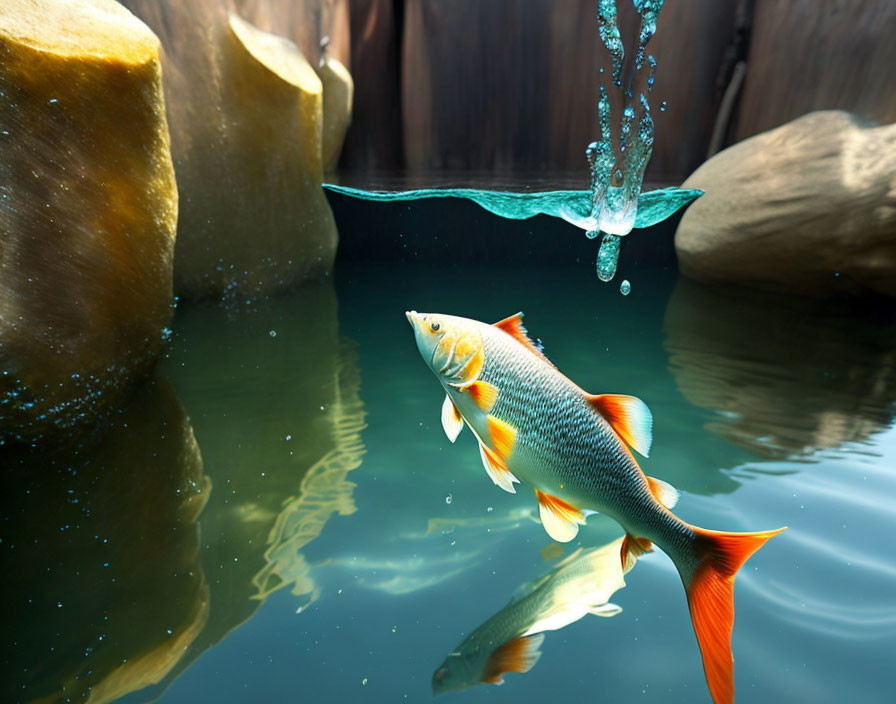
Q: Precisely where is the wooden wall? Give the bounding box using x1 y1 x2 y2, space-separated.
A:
340 0 896 182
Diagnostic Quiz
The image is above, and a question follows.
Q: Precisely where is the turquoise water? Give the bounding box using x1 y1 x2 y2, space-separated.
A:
3 259 896 704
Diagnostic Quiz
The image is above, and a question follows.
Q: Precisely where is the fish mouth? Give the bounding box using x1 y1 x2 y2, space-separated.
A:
405 310 418 328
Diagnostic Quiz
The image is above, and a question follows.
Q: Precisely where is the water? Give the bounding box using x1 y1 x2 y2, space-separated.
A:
3 254 895 704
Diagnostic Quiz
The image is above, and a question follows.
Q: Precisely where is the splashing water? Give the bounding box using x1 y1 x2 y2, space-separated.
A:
590 0 665 282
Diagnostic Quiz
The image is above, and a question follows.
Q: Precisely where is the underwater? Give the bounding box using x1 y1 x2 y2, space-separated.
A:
2 2 895 704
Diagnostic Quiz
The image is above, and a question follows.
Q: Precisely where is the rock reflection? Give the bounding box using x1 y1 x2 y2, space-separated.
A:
0 376 209 704
664 279 896 458
141 279 366 694
432 537 629 694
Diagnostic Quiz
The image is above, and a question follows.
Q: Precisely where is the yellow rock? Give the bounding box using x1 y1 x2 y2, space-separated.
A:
318 53 354 172
0 0 177 444
158 9 338 299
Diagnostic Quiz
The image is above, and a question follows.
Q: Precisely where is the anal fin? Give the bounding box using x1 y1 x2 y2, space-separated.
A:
535 490 587 543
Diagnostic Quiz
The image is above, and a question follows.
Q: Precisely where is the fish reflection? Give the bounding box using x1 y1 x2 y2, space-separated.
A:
432 538 629 694
0 376 209 704
664 279 896 458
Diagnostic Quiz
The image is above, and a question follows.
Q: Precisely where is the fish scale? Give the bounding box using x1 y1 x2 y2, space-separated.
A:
479 323 668 536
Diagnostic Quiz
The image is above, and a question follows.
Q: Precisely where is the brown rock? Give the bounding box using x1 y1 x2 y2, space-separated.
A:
0 0 177 444
675 111 896 297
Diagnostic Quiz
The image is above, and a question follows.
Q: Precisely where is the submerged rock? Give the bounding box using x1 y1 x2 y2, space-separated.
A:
675 111 896 297
0 0 177 444
119 1 342 299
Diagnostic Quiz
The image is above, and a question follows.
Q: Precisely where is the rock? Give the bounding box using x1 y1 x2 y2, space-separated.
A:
319 54 354 172
119 1 343 299
675 111 896 297
0 0 177 444
664 278 896 458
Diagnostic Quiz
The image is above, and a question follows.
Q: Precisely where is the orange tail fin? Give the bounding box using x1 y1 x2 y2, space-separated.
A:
685 526 786 704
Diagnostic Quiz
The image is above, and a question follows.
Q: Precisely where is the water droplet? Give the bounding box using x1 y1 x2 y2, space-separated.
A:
487 506 493 512
623 106 635 119
660 101 667 112
361 678 368 686
620 279 631 295
445 494 453 505
269 330 277 337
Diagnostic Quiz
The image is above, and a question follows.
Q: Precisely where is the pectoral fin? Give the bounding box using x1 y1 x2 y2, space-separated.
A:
589 602 623 618
481 634 545 685
487 415 517 460
535 490 587 543
467 380 498 412
441 394 463 442
587 393 653 457
479 442 520 494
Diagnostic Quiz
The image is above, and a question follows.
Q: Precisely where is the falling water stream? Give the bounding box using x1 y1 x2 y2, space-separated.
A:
590 0 665 282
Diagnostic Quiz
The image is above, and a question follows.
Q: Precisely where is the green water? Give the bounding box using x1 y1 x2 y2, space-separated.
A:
3 260 895 704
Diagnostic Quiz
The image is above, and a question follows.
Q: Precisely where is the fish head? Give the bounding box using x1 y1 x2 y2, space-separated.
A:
431 649 481 695
406 311 484 387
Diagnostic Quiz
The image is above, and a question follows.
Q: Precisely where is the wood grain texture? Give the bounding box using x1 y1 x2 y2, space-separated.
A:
734 0 896 140
398 0 738 181
341 0 405 169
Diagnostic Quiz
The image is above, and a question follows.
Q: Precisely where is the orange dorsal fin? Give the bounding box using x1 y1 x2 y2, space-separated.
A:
535 490 587 543
493 312 556 368
487 415 517 460
620 534 653 572
479 441 520 494
481 634 545 684
587 393 653 457
686 526 787 704
467 380 498 412
441 394 463 443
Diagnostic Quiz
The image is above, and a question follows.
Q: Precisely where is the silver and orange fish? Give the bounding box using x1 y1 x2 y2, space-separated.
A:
406 310 785 704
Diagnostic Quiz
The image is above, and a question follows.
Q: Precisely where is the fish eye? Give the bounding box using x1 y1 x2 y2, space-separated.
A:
430 321 440 332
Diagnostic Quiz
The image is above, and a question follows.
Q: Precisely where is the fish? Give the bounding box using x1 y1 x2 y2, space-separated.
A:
407 310 786 704
432 537 630 694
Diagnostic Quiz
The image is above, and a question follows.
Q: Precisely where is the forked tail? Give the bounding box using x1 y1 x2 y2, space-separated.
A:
676 525 786 704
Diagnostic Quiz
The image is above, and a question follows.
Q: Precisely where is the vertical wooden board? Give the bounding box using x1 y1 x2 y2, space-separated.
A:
341 0 405 168
734 0 896 141
400 0 738 180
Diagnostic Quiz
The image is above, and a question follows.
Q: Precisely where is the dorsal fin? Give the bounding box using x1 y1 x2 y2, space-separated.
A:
493 313 555 368
586 393 653 457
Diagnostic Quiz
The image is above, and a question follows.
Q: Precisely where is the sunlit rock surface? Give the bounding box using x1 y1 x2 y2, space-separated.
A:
675 111 896 297
0 377 209 703
0 0 177 445
664 278 896 458
319 53 354 172
119 1 340 299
